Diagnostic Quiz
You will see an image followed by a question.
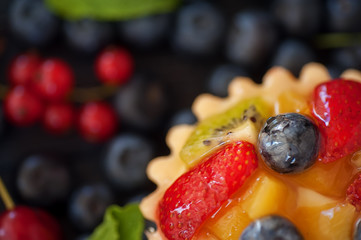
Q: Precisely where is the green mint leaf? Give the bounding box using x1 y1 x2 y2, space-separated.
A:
89 203 145 240
45 0 181 20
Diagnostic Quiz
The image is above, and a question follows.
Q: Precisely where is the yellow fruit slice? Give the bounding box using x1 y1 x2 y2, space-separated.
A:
206 205 251 240
287 159 355 198
274 90 309 115
239 173 294 219
193 228 220 240
295 202 356 240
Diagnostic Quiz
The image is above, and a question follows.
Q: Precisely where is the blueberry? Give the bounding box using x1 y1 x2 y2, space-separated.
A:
207 64 248 98
9 0 59 46
240 215 303 240
258 113 319 174
169 108 197 127
104 134 154 190
271 39 315 76
113 74 168 130
331 46 361 71
272 0 322 37
75 234 90 240
226 11 278 67
69 184 114 231
172 1 225 55
17 154 70 205
63 19 113 53
327 0 361 32
117 14 171 49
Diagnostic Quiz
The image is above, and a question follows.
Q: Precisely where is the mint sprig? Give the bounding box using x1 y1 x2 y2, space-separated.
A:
89 203 145 240
45 0 181 20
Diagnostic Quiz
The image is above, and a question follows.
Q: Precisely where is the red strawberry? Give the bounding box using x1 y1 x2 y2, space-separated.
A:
346 173 361 211
311 79 361 163
158 141 258 240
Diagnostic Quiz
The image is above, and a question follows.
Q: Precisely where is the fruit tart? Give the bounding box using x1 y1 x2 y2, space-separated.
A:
140 63 361 240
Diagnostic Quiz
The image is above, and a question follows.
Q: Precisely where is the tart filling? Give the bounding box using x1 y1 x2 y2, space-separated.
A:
140 63 361 240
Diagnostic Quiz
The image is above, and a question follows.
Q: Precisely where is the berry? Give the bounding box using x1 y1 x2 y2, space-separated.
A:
0 206 62 240
271 39 315 76
346 173 361 211
63 19 113 53
9 0 59 46
207 64 248 98
226 11 278 67
17 154 70 205
4 86 43 126
158 141 258 240
169 108 197 127
43 103 75 135
8 52 41 86
272 0 321 37
117 14 170 48
78 102 117 142
95 46 134 85
172 2 225 55
114 74 168 130
240 215 303 240
104 134 154 190
331 46 361 71
69 184 114 231
327 0 361 32
32 58 74 102
258 113 319 174
311 79 361 163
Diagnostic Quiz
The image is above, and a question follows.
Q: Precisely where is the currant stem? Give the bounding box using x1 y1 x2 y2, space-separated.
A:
0 177 15 210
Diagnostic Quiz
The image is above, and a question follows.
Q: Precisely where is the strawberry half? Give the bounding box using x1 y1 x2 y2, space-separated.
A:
311 79 361 163
158 141 258 240
347 173 361 211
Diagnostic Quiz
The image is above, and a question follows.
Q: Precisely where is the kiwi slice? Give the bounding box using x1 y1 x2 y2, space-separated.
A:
180 97 272 167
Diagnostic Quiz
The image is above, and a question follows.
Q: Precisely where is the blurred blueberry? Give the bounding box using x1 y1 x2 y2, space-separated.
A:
104 134 154 190
172 1 225 55
9 0 59 46
169 109 197 127
326 65 344 79
17 154 70 206
69 184 114 231
272 0 322 37
207 64 248 98
331 46 361 71
117 14 171 48
114 74 168 130
75 234 89 240
63 19 113 53
271 39 315 76
327 0 361 32
226 11 278 67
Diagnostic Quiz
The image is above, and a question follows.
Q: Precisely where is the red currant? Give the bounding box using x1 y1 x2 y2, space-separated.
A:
4 86 44 126
0 206 62 240
8 52 41 86
78 102 117 142
43 103 75 135
32 58 74 102
95 46 134 85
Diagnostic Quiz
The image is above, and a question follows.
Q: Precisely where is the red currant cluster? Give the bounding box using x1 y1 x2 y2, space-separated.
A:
4 46 134 143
